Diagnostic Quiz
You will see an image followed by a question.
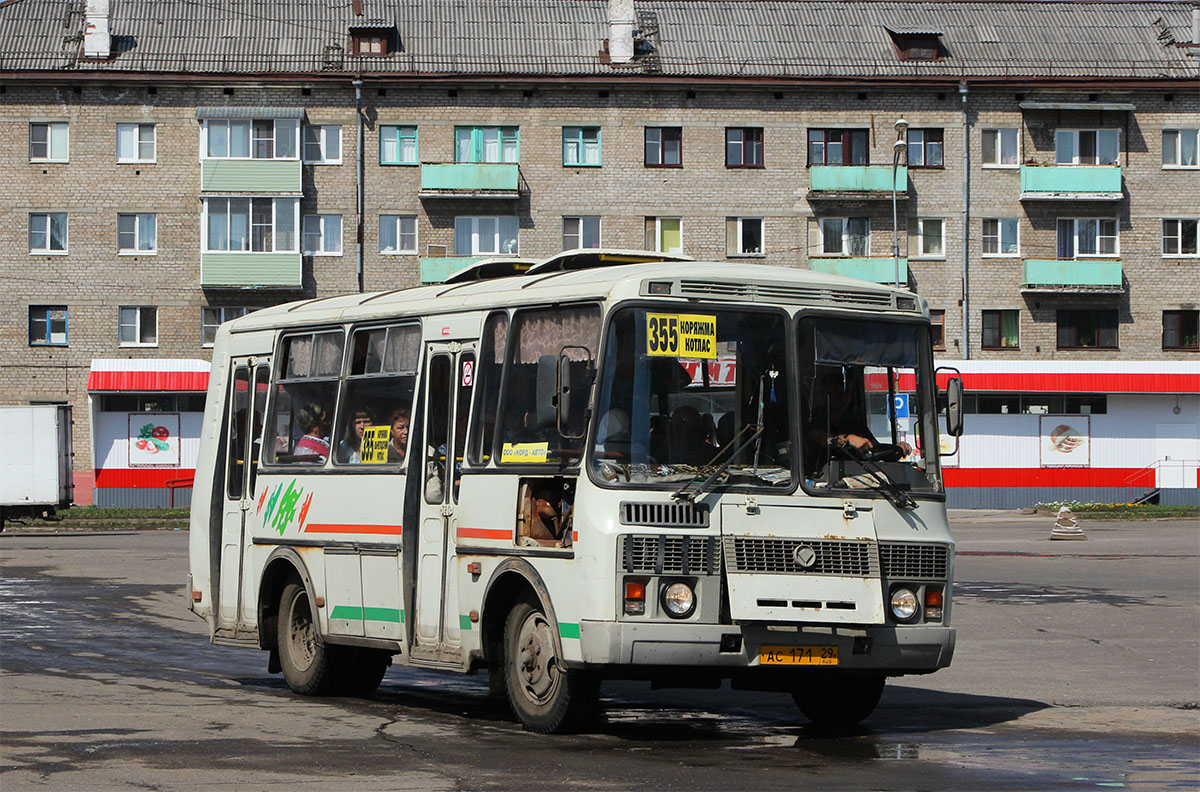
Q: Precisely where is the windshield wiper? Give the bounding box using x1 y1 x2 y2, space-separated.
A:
837 441 917 510
672 424 763 503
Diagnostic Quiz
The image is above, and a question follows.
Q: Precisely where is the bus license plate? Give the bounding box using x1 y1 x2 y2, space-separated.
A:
760 645 838 666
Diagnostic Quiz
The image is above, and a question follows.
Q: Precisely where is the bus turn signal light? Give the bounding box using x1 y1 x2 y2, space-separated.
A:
624 580 646 615
924 587 944 622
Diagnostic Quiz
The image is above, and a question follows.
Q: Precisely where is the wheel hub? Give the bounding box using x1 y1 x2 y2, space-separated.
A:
516 612 559 705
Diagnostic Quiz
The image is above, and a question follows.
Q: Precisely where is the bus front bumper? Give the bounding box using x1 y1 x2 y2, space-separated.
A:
576 621 955 674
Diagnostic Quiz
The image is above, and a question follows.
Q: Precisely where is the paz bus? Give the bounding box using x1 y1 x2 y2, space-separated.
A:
187 250 964 733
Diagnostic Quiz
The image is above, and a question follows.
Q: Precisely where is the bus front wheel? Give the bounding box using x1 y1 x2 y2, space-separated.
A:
792 672 885 727
503 597 598 733
277 582 339 696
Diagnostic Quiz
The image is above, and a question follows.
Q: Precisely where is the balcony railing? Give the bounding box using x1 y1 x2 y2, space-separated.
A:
201 252 302 288
808 165 907 199
810 257 908 285
1019 165 1122 201
1021 259 1124 293
200 159 302 194
419 163 520 197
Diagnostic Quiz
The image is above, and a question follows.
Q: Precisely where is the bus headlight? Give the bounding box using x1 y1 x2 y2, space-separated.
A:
661 582 696 619
890 587 919 622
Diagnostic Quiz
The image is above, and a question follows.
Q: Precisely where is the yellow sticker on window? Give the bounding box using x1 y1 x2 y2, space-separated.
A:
501 442 550 464
646 313 717 359
360 425 392 464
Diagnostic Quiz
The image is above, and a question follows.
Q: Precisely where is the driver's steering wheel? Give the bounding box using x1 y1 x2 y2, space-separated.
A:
833 439 905 463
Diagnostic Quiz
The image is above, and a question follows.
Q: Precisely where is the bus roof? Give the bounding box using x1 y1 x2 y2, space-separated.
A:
228 257 921 334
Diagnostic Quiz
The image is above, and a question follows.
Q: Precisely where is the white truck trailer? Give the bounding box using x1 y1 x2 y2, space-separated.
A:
0 405 74 527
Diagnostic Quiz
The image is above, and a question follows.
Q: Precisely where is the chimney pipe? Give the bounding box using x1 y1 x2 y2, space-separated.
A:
83 0 111 59
1193 5 1199 46
609 0 635 64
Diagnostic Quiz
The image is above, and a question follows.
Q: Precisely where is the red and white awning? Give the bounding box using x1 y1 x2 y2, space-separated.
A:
87 359 210 392
932 360 1200 394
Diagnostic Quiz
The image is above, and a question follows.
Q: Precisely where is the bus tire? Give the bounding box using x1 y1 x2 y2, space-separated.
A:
340 647 391 698
277 582 340 696
791 672 885 727
503 597 598 733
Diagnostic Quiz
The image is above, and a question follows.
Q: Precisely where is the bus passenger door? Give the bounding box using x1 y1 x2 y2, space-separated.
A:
412 343 473 663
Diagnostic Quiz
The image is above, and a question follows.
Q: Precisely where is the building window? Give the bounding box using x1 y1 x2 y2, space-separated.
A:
29 122 68 161
907 128 943 168
562 127 601 166
982 218 1019 256
204 198 298 252
808 129 869 165
982 310 1020 349
117 213 156 253
1163 310 1199 350
29 305 67 346
116 123 156 163
302 214 343 255
726 127 764 168
204 119 298 159
645 127 682 167
351 29 394 56
917 218 944 258
455 216 518 255
644 217 682 254
1162 218 1199 257
455 126 518 163
726 217 764 256
29 213 68 254
562 216 601 250
202 306 252 347
981 128 1019 167
302 125 341 164
379 215 417 254
819 217 869 256
930 309 946 351
380 125 418 165
1057 218 1118 258
1162 129 1199 168
1057 309 1118 350
1055 129 1119 165
119 306 158 347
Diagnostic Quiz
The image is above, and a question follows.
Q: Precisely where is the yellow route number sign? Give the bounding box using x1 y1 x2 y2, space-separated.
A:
646 313 717 359
359 425 392 464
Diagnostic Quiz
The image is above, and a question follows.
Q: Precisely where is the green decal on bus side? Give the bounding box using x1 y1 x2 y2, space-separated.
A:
329 606 402 623
459 614 473 631
558 623 580 639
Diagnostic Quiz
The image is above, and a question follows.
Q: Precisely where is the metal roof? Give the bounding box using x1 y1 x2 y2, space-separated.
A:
0 1 1196 80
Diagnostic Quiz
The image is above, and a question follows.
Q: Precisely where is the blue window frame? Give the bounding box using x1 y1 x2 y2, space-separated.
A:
380 125 418 165
29 305 68 346
562 126 601 166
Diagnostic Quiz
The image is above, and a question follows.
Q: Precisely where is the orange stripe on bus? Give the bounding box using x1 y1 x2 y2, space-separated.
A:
456 527 512 540
304 523 403 535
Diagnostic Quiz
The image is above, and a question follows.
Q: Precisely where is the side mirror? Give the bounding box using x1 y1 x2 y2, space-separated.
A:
557 346 592 440
945 376 964 437
535 355 559 429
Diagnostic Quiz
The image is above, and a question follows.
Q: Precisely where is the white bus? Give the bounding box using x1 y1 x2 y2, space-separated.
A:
188 250 964 733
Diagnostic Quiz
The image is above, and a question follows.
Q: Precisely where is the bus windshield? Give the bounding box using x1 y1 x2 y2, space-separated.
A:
590 305 793 489
798 316 942 496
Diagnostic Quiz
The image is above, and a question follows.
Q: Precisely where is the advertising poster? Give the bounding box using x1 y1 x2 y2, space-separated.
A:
1040 416 1090 467
128 413 180 466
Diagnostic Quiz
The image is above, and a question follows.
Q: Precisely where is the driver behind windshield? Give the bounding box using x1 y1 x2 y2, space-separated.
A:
804 366 911 476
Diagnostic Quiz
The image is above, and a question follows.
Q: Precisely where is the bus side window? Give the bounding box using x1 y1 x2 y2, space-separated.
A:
226 366 250 499
268 330 344 465
334 323 420 466
468 311 508 466
249 364 269 495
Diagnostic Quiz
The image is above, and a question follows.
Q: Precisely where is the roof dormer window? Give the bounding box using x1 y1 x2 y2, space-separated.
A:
350 24 398 57
884 26 948 62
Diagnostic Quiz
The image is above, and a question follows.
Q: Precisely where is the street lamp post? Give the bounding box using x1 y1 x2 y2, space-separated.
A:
892 118 909 289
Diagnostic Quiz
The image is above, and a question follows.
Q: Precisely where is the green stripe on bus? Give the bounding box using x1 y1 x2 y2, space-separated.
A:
329 606 402 624
329 605 362 620
364 607 402 623
558 622 580 639
459 614 473 631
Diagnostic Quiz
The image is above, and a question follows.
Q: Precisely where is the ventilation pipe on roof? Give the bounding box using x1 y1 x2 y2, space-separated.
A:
609 0 636 64
82 0 112 59
1193 5 1199 45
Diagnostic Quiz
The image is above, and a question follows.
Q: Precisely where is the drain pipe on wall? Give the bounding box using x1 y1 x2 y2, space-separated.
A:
354 78 365 293
959 81 971 359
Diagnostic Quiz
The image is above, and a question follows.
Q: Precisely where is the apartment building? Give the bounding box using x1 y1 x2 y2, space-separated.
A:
1 0 1197 507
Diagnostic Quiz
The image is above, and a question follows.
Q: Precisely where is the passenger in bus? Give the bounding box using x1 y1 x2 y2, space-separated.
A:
596 408 631 459
805 369 910 474
293 404 331 461
670 405 719 466
338 406 375 463
386 407 410 464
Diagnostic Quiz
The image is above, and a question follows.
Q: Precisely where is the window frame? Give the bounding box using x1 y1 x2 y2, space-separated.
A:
117 212 157 254
981 128 1019 168
454 215 519 256
818 216 871 257
907 128 944 169
981 309 1021 350
302 124 342 165
29 122 69 162
1056 309 1118 350
726 216 765 257
302 214 344 256
645 216 683 254
203 118 299 160
807 128 870 166
379 125 418 165
1054 128 1119 166
562 216 601 250
28 305 68 347
203 198 299 253
1161 129 1199 169
916 217 945 259
1056 217 1119 258
201 306 252 348
379 214 418 255
644 127 682 168
454 126 519 164
118 305 159 348
1162 310 1200 350
725 127 764 169
1162 218 1200 257
116 123 157 163
29 212 68 254
562 126 602 167
981 218 1020 257
930 309 946 351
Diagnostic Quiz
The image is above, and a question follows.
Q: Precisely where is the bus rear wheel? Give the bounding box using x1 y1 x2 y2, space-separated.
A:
792 671 886 727
503 597 598 733
277 582 340 696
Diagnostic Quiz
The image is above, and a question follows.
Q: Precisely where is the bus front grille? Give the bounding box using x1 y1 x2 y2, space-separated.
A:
619 501 710 528
723 537 877 577
620 535 718 575
879 542 950 579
